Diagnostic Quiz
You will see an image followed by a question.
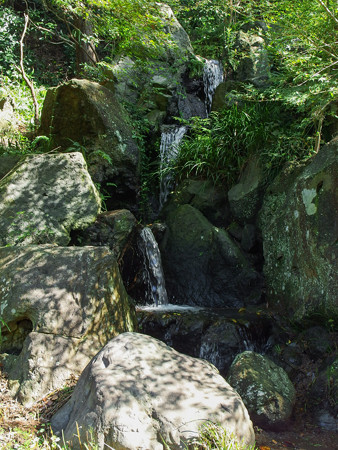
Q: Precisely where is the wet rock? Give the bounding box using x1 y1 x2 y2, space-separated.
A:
309 357 338 431
51 332 255 449
0 152 101 246
227 351 296 430
162 204 262 307
0 245 136 406
259 138 338 325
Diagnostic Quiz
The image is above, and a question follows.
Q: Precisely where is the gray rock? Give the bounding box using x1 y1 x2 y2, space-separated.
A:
0 152 101 246
162 204 262 307
259 138 338 324
227 351 296 430
51 332 255 450
228 156 265 224
38 79 139 210
0 245 136 406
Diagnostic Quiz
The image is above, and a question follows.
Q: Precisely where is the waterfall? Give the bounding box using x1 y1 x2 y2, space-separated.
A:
203 59 224 115
139 227 168 306
159 125 187 209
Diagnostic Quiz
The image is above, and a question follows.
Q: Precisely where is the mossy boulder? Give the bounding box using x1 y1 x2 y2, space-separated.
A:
0 245 136 406
161 204 262 307
259 138 338 325
39 79 139 210
227 351 296 430
0 152 101 246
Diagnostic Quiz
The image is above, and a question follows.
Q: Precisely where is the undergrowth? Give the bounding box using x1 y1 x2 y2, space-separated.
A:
169 100 315 188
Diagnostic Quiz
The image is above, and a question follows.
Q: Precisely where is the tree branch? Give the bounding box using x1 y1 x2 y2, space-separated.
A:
18 12 39 128
315 0 338 25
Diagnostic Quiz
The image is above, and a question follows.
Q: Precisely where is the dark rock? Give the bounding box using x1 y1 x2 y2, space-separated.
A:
162 204 262 307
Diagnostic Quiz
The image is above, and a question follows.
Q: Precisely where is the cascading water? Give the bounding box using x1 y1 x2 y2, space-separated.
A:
139 227 168 306
159 125 187 209
203 59 224 115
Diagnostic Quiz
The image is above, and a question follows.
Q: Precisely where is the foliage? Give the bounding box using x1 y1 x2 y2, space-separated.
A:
190 422 256 449
172 101 314 187
46 0 176 62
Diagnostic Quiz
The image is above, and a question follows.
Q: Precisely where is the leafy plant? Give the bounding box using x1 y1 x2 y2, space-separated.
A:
169 100 314 188
190 422 256 450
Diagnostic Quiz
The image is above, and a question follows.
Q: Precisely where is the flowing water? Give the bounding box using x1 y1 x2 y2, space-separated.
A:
159 125 187 208
203 59 224 115
139 227 168 306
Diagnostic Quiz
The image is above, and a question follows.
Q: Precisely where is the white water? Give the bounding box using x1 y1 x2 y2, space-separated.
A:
203 59 224 115
139 227 168 306
159 125 187 208
137 304 203 312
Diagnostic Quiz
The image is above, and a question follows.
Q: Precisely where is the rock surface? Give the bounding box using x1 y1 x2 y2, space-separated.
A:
39 79 139 210
228 156 266 224
0 245 136 406
74 209 138 259
161 204 262 307
0 152 101 246
51 332 255 450
259 138 338 324
227 351 296 430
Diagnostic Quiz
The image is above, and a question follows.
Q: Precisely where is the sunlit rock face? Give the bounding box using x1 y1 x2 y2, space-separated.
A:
51 332 255 450
259 138 338 325
0 152 101 246
0 245 136 406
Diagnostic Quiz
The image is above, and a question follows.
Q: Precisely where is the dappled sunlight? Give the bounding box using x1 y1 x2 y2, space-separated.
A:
52 332 255 448
0 245 136 407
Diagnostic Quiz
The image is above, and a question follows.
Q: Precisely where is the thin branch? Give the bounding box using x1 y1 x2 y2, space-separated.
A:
297 60 338 86
18 12 39 127
315 0 338 25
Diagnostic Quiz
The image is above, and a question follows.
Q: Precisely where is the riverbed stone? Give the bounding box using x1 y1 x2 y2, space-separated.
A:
0 245 136 406
227 351 296 430
51 332 255 449
0 152 101 246
161 204 262 307
259 138 338 325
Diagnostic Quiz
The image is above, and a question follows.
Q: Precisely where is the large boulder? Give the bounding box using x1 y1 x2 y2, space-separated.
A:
51 332 255 449
0 245 136 406
161 204 262 307
227 351 296 430
259 138 338 324
39 79 139 210
0 152 101 246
